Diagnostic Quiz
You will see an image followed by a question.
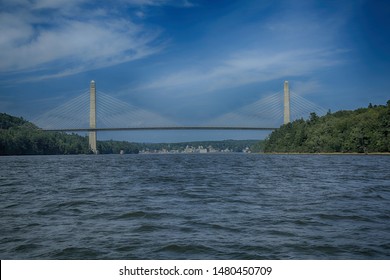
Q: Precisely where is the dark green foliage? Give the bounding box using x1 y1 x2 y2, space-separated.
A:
0 113 139 155
0 113 91 155
263 101 390 153
97 140 139 154
0 113 32 129
250 140 266 153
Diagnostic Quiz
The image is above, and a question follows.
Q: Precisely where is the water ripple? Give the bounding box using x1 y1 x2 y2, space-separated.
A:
0 154 389 259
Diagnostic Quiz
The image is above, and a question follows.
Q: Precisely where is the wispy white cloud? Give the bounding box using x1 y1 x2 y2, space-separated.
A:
131 0 351 98
140 48 346 96
122 0 194 7
0 0 173 80
291 80 323 96
31 0 89 10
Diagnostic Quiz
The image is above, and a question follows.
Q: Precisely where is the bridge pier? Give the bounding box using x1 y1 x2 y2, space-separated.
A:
89 80 97 154
284 81 290 124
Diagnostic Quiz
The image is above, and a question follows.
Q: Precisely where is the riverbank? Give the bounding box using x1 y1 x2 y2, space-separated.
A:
263 152 390 155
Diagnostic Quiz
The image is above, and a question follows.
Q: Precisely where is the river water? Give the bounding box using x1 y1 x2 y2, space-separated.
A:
0 154 389 259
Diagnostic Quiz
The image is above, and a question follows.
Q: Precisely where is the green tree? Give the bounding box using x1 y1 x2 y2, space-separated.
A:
262 101 390 153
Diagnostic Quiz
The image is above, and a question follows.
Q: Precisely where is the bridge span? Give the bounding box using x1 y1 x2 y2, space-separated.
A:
42 126 278 132
40 80 290 154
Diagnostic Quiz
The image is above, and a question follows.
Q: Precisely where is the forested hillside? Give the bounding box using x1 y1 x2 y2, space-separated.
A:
263 101 390 153
0 113 139 155
1 113 91 155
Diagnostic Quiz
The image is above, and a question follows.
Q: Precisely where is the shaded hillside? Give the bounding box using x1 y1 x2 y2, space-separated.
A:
263 101 390 153
0 113 139 155
0 113 91 155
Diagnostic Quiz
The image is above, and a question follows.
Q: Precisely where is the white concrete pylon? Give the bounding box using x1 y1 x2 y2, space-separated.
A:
284 81 290 124
89 80 97 154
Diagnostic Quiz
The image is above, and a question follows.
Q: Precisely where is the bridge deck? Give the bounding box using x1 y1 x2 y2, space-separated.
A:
42 126 278 132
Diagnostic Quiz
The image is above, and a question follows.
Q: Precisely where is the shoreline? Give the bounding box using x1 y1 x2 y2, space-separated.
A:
262 152 390 156
2 152 390 156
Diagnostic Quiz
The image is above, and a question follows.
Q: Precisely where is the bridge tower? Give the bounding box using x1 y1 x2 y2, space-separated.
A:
89 80 97 154
284 80 290 124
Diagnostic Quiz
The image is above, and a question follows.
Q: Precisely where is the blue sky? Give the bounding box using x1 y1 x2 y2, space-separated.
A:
0 0 389 142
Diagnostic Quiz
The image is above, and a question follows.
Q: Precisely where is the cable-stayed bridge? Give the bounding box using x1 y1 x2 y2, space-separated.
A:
33 81 327 154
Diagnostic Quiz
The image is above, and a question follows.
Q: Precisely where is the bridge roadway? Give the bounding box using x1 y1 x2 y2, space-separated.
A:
42 126 278 132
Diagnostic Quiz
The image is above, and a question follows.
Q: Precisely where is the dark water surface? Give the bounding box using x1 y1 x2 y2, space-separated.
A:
1 154 389 259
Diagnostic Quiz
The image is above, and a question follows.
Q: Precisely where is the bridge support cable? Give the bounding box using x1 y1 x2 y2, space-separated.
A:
34 80 328 139
96 90 178 128
290 91 328 120
32 90 89 129
205 91 283 128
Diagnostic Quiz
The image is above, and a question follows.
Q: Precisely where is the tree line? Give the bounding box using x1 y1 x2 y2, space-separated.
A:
0 113 261 155
0 113 140 155
5 98 388 156
263 101 390 153
0 112 91 155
